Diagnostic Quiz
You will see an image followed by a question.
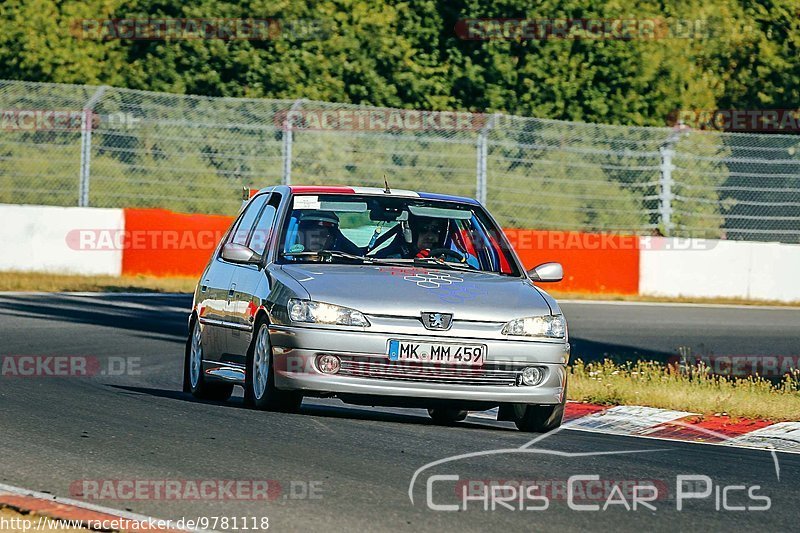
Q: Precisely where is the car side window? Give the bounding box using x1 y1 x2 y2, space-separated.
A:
230 194 268 247
249 193 282 256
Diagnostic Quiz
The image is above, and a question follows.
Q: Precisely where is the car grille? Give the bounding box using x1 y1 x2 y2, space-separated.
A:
337 358 521 386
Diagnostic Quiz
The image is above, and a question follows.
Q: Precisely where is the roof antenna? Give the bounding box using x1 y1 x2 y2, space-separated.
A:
383 175 392 194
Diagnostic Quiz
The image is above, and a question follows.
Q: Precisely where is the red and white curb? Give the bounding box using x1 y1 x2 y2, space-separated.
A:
0 483 211 533
470 403 800 454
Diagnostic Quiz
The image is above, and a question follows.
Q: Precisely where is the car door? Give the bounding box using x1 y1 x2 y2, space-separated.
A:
207 193 269 364
226 191 283 358
196 256 234 364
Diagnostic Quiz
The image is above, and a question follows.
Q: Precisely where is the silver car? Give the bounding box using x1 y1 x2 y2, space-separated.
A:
184 185 569 432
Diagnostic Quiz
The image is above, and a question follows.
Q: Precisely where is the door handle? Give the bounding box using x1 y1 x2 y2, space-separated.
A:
228 284 236 300
201 279 209 293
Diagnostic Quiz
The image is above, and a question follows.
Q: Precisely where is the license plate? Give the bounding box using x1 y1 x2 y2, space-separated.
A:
387 340 486 366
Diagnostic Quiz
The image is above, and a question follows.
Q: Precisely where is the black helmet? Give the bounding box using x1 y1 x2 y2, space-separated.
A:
297 210 340 227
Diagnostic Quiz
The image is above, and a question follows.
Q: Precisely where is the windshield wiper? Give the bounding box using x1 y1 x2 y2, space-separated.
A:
412 257 478 272
366 256 477 273
282 251 491 274
281 250 376 263
358 257 513 276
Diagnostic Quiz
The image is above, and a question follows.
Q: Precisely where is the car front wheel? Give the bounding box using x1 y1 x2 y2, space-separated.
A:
185 319 234 401
245 319 302 412
510 401 565 433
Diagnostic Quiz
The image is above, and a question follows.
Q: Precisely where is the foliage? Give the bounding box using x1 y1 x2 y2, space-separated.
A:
0 1 796 235
1 0 797 126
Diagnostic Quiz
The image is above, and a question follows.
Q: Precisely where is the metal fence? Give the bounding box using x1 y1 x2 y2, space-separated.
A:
1 79 798 243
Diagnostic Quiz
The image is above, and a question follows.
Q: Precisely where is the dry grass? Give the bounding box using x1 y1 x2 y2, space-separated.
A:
0 271 196 293
550 290 800 307
568 359 800 421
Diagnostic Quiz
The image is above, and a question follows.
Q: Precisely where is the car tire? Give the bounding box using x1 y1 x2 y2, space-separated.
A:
245 318 302 412
185 319 234 401
511 400 565 433
427 408 469 425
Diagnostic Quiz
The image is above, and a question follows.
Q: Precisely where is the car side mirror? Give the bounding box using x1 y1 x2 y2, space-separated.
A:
527 262 563 282
221 243 261 265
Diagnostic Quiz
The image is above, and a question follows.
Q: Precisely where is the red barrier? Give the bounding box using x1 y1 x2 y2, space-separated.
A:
119 209 641 294
121 209 233 277
505 229 640 294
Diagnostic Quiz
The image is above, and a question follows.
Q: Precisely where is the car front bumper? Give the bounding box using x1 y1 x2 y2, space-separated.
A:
269 324 569 404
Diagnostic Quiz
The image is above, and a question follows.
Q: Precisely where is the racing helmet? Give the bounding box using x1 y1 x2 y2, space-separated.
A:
297 210 340 227
293 210 340 252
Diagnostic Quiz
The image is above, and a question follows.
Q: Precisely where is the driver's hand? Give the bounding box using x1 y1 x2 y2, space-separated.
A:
415 249 431 258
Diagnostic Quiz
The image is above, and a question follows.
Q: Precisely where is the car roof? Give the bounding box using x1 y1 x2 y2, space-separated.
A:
287 185 480 206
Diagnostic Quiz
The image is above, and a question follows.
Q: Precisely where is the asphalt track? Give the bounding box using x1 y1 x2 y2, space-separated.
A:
0 293 798 532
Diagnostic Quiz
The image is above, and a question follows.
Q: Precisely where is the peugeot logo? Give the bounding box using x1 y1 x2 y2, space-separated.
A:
421 312 453 331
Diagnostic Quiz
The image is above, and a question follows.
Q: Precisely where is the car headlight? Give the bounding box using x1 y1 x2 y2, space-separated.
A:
287 299 370 327
502 315 566 339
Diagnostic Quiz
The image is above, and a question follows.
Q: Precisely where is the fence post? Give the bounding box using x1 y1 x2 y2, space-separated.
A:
475 114 498 205
78 85 108 207
658 132 680 235
282 99 305 186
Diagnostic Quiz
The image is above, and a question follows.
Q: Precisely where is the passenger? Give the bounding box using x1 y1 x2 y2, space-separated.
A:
373 215 448 259
410 216 449 258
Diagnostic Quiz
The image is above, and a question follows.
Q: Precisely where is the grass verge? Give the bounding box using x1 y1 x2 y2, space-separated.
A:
0 271 196 293
569 359 800 421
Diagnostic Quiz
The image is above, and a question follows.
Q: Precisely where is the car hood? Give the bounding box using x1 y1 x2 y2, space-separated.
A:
280 263 553 322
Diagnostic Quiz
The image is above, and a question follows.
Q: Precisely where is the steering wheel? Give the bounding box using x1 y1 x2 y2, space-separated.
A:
426 248 467 263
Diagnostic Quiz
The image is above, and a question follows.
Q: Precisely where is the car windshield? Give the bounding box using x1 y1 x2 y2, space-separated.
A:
278 194 520 276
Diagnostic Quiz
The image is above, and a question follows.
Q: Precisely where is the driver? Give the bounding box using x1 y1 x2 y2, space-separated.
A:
295 211 339 253
293 211 362 255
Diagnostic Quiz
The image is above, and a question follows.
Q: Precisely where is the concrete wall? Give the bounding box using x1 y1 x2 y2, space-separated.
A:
2 204 799 303
639 237 800 303
0 204 124 276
